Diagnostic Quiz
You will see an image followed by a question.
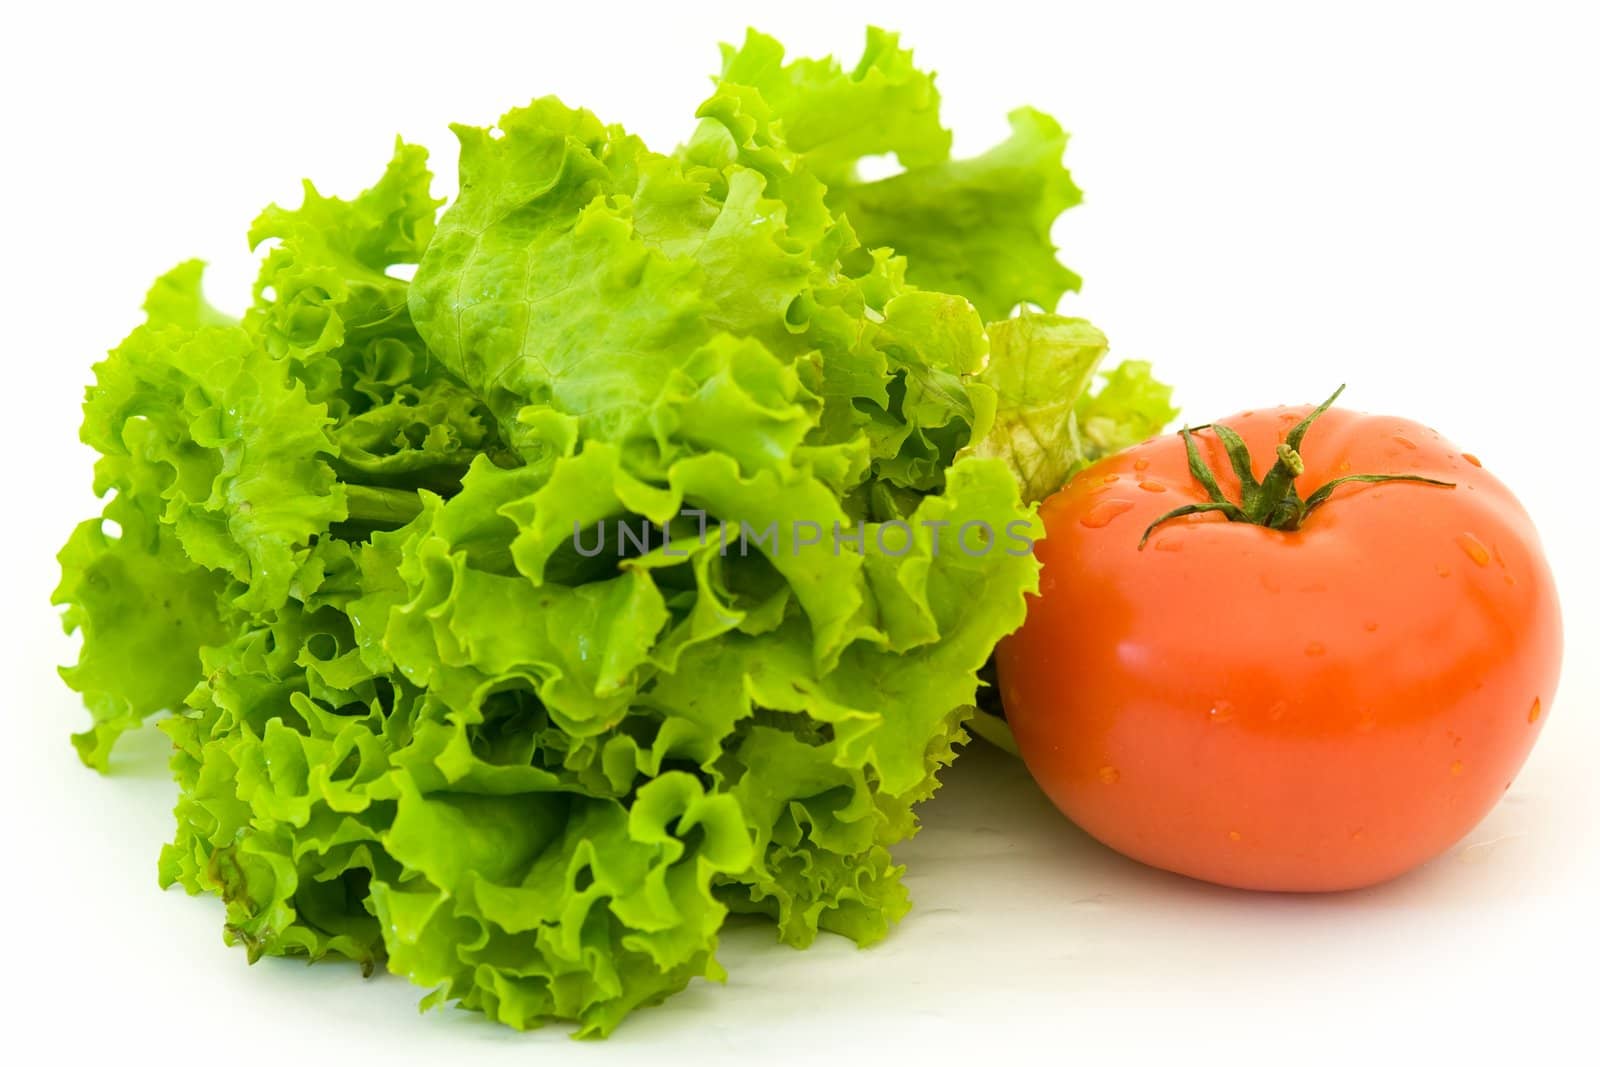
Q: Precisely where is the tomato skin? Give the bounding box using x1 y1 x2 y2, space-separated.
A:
996 404 1562 892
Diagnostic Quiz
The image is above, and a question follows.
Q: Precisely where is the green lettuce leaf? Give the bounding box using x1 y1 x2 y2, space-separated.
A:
833 107 1082 321
55 25 1173 1036
961 314 1107 503
1076 358 1180 458
962 317 1179 503
710 27 951 189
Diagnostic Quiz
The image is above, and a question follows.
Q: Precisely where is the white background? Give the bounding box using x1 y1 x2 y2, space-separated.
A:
2 1 1595 1062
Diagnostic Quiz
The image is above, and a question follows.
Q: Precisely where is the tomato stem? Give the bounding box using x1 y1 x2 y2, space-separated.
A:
1138 385 1455 548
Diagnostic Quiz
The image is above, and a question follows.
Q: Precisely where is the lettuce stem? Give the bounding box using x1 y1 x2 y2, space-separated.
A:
343 484 424 526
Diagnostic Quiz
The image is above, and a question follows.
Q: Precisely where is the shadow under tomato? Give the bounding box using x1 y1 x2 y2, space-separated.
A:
907 736 1516 915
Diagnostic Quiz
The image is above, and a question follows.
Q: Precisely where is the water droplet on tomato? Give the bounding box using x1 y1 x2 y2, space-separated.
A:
1080 499 1135 529
1436 564 1452 578
1138 481 1167 493
1102 473 1121 484
1133 457 1150 472
1209 701 1236 724
1462 452 1483 467
1450 760 1465 776
1394 434 1418 450
1227 830 1242 842
1456 533 1491 567
1349 828 1366 842
1153 538 1183 553
1529 697 1542 724
1363 621 1380 633
1097 765 1121 785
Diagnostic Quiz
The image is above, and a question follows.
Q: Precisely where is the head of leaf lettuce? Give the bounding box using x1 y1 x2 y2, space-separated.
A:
53 27 1174 1035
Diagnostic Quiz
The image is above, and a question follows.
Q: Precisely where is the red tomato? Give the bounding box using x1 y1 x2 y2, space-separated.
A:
996 399 1562 891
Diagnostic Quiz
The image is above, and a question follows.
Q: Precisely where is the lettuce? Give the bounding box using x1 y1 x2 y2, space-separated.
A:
54 27 1174 1034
